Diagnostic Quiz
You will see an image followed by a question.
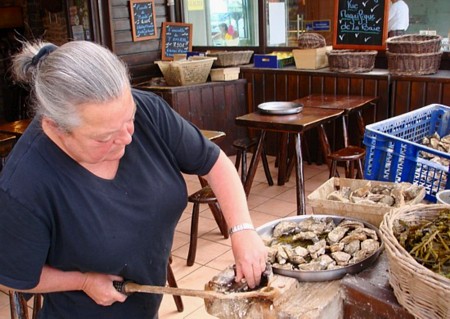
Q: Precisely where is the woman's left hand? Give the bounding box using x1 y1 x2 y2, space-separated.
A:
230 230 268 289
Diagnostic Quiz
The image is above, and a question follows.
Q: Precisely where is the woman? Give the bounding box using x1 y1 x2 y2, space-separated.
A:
213 23 234 40
0 41 267 318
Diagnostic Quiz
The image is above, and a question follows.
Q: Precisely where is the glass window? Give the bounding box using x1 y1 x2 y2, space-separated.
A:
266 0 333 47
183 0 259 47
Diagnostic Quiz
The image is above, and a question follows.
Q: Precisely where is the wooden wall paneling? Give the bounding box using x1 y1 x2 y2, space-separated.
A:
311 75 325 94
275 73 289 101
409 81 427 110
286 74 300 101
391 71 450 116
424 82 444 106
442 83 450 105
110 0 168 84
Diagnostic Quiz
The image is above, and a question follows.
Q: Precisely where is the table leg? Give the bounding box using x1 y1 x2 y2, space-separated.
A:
294 133 306 215
276 133 289 186
243 130 266 197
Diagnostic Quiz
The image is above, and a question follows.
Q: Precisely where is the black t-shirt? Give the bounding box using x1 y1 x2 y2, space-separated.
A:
0 89 220 318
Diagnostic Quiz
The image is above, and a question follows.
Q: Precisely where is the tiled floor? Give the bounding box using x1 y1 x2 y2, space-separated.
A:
0 155 331 319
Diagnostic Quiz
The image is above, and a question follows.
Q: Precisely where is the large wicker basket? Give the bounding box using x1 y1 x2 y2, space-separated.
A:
380 204 450 319
206 50 253 67
387 34 442 54
387 51 442 76
155 57 216 86
327 50 377 73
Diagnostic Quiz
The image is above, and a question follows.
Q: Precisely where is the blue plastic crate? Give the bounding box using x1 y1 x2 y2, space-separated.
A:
254 54 294 68
363 104 450 202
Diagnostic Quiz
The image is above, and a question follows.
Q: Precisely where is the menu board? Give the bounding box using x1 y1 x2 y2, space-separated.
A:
129 0 157 41
333 0 388 50
161 22 193 60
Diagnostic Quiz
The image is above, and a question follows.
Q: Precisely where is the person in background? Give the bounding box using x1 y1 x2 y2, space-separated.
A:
388 0 409 37
213 23 234 40
0 40 267 318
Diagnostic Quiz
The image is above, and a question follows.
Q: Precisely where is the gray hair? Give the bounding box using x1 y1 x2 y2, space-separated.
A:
11 41 130 131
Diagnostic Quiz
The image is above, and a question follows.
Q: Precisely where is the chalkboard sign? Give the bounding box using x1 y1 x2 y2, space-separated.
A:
333 0 388 50
129 0 157 42
161 22 193 61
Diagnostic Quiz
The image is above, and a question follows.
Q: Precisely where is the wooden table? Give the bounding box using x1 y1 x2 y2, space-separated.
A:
0 118 31 137
295 94 379 148
286 94 379 177
236 107 344 215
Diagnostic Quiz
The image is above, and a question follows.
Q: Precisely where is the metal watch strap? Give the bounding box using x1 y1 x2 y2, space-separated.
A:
228 223 255 236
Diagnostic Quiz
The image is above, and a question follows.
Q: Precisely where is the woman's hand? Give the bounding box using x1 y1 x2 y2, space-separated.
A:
81 272 127 306
230 230 268 289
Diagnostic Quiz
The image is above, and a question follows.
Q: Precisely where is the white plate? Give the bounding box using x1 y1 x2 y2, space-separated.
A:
257 101 303 115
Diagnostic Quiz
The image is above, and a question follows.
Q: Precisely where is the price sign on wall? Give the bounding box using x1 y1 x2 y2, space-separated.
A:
130 0 157 41
333 0 388 50
161 22 193 60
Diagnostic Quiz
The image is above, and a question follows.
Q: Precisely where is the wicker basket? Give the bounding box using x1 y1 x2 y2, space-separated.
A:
380 204 450 319
387 51 442 76
297 33 326 49
327 50 377 73
206 50 253 67
387 34 442 54
155 57 216 86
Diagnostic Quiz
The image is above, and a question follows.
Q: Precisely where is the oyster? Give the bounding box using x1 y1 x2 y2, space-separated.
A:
272 221 298 238
331 251 351 266
327 226 349 244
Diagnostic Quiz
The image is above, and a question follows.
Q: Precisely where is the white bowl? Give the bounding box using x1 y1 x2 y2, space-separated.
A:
436 189 450 205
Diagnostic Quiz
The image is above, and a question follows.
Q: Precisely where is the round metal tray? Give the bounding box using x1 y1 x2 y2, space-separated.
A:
257 101 303 115
256 215 384 282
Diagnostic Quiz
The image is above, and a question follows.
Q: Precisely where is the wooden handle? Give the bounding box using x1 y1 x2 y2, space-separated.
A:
113 281 277 300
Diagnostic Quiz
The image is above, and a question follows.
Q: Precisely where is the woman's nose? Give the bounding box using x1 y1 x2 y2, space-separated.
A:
114 123 134 145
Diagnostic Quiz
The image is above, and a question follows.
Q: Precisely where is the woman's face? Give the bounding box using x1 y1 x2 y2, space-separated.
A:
58 88 136 165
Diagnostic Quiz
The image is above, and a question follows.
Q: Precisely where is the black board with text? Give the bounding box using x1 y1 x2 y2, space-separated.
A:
129 0 157 41
161 22 192 60
333 0 388 50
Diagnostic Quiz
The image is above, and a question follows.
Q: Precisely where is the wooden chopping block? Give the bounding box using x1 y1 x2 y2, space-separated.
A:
205 274 301 319
205 270 343 319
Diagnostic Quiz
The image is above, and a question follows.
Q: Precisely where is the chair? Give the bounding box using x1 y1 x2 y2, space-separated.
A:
232 136 273 186
9 261 183 318
328 145 366 179
186 184 229 266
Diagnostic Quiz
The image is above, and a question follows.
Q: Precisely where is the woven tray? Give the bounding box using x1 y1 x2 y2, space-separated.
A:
387 51 442 76
326 50 377 73
380 204 450 319
206 50 253 67
155 57 216 86
387 34 442 54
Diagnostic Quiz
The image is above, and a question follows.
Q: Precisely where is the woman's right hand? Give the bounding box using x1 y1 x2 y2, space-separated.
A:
81 272 127 306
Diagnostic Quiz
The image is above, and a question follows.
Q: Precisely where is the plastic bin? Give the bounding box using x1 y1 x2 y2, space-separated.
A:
363 104 450 202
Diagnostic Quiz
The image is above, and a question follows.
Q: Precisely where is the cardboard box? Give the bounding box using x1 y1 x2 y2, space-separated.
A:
210 67 240 81
307 177 425 226
292 46 331 69
254 54 295 68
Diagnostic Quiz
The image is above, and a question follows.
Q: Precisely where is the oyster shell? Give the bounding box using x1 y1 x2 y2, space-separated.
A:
272 221 298 238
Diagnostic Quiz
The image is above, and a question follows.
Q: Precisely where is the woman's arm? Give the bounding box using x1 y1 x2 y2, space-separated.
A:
0 265 126 306
203 150 268 288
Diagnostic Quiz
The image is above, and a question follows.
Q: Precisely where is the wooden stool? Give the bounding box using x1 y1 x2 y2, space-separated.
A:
0 133 16 170
232 136 273 186
328 145 365 179
187 185 228 266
